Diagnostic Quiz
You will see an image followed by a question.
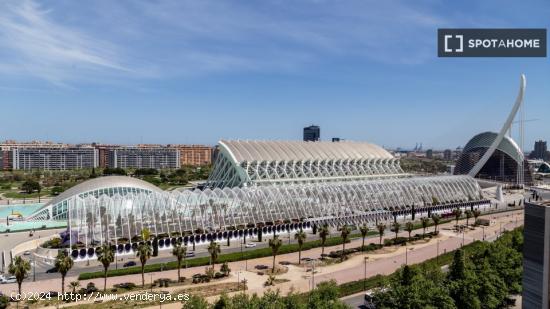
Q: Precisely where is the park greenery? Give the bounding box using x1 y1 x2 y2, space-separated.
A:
0 165 212 200
372 228 523 309
184 280 349 309
400 157 449 174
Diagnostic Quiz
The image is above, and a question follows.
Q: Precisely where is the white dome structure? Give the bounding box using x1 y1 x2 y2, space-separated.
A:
28 176 163 220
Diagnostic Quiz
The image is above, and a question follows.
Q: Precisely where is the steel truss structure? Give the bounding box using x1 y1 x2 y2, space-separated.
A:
207 140 405 188
65 175 482 250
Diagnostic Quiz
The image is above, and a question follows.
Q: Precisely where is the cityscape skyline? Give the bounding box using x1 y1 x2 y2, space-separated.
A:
1 0 549 149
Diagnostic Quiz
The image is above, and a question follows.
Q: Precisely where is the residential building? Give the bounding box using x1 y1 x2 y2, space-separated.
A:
11 147 98 170
108 147 180 169
523 200 550 308
176 145 213 166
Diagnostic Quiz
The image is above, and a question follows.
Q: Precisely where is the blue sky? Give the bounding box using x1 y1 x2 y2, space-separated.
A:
0 0 549 150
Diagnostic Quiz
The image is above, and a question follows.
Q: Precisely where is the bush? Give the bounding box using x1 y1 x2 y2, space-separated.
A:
384 237 408 246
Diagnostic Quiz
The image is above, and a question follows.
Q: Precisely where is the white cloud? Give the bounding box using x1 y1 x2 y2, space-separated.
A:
0 1 134 85
0 0 453 85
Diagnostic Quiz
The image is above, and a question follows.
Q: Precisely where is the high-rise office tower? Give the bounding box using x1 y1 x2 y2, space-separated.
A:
303 125 320 142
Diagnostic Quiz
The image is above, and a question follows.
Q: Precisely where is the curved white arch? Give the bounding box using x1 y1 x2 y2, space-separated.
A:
468 74 526 178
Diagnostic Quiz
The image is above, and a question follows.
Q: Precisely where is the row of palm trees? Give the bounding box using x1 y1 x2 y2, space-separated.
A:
263 214 454 273
9 210 482 296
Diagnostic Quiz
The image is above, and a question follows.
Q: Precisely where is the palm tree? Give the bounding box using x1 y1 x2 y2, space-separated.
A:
359 224 369 252
405 222 414 240
339 225 351 261
421 217 430 238
9 256 30 296
391 222 401 240
96 244 114 292
68 281 80 294
207 241 221 270
453 208 463 229
377 223 386 245
319 224 329 258
294 229 307 264
431 214 441 233
141 227 151 242
55 251 74 295
268 235 282 273
473 209 481 226
136 242 152 287
172 241 187 282
464 210 473 226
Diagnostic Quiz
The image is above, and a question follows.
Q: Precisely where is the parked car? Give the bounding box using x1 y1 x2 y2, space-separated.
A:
23 251 31 256
245 243 256 248
46 267 58 273
185 251 195 258
1 276 16 284
123 261 136 267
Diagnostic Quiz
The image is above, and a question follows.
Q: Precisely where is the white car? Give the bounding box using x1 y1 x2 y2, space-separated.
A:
244 243 256 248
1 276 16 284
23 251 31 256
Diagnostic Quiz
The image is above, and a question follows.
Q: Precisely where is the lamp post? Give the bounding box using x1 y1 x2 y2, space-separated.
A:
32 254 35 282
363 257 368 291
311 259 315 290
436 240 440 264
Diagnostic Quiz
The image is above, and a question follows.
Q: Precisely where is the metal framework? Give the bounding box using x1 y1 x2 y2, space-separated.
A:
62 175 481 248
207 140 405 188
468 74 526 185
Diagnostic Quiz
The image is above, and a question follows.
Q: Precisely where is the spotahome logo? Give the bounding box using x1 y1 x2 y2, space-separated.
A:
438 29 546 57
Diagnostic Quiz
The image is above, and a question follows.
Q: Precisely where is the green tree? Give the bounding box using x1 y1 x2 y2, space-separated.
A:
449 249 467 281
359 224 369 251
453 208 463 228
391 221 401 240
96 244 114 292
431 214 441 233
68 281 80 294
421 217 430 238
465 210 473 226
172 241 187 282
208 241 221 270
377 223 386 245
141 227 151 242
136 242 152 287
473 209 481 226
9 256 31 296
339 225 351 261
220 262 231 276
319 224 329 258
54 251 74 295
405 222 414 240
268 235 282 273
294 228 307 264
21 180 40 194
182 295 209 309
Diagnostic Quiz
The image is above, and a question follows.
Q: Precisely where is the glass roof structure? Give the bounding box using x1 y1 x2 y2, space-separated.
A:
454 132 533 184
28 176 163 221
55 175 481 247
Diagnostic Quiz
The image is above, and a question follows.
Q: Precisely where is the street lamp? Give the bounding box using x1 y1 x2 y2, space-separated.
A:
436 240 440 264
363 257 368 291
